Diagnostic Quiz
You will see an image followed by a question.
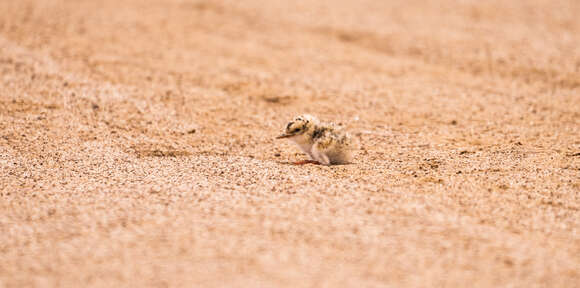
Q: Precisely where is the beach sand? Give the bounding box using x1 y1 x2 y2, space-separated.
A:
1 0 579 286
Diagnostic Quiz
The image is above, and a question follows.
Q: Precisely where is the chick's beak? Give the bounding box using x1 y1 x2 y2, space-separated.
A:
276 133 292 139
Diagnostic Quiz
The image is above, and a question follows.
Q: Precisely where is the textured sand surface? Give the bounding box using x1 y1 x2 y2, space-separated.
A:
1 0 579 287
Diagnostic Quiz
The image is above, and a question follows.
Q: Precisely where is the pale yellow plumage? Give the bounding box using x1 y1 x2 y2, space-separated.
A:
276 115 351 165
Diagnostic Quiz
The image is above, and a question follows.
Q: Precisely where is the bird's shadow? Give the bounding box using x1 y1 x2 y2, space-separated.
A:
276 160 354 167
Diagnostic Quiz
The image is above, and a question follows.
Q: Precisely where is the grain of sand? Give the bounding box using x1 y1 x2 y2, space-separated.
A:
1 0 579 287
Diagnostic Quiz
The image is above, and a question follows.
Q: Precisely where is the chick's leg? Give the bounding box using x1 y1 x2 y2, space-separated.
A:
311 144 331 165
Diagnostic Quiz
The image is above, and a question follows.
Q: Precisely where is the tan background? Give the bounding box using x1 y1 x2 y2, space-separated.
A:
1 0 579 287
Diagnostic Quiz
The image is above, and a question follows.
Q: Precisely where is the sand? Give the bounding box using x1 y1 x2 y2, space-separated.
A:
1 0 579 287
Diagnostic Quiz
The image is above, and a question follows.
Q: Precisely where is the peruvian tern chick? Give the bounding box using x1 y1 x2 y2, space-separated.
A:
276 114 352 165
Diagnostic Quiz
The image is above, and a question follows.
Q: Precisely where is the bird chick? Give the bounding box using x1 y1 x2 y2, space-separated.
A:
276 114 351 165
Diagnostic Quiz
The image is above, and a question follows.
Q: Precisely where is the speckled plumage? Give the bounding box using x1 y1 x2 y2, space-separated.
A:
276 115 351 165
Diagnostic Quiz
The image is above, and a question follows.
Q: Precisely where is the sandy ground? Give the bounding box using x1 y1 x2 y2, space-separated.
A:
1 0 579 287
